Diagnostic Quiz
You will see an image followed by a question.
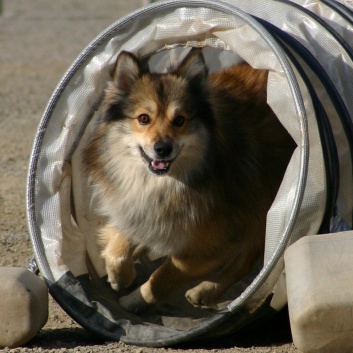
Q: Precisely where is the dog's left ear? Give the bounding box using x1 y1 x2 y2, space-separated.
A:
175 48 208 81
112 51 144 92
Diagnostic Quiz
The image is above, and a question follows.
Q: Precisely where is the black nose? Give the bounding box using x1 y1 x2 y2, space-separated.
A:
154 140 173 158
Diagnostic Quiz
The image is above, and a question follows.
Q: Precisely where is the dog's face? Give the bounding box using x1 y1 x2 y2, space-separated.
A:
100 50 215 180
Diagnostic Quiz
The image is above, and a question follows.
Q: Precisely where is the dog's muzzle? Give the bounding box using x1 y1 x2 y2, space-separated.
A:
139 143 175 175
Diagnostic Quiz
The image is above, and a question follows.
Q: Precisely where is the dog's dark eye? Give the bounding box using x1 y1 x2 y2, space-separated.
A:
172 115 185 127
138 114 151 125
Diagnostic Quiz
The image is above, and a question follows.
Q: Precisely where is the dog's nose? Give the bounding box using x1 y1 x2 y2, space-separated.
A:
154 140 173 158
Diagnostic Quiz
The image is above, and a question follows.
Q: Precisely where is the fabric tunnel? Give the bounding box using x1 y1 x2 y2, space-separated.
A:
27 0 353 346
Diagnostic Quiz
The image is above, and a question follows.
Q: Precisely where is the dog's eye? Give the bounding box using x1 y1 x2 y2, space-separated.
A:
138 114 151 125
172 115 185 127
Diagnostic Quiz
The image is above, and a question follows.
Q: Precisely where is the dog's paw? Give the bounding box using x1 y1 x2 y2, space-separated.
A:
119 285 153 313
185 281 220 309
105 255 136 292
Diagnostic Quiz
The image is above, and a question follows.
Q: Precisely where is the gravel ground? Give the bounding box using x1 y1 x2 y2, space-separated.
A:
0 1 301 352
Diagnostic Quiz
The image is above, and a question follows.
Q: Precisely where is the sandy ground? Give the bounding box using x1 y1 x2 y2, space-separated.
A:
0 1 301 352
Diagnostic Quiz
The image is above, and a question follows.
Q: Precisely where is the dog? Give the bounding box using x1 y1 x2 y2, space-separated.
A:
82 48 295 312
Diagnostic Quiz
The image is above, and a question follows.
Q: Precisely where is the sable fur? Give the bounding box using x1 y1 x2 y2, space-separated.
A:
82 49 295 311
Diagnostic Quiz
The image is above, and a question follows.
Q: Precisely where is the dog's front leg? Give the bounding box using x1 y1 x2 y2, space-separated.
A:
99 224 136 291
119 256 195 313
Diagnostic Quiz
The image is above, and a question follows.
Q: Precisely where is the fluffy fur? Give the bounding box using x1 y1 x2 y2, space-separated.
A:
83 49 295 312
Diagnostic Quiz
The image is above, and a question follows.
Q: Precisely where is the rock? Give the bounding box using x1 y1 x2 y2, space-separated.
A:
0 267 48 348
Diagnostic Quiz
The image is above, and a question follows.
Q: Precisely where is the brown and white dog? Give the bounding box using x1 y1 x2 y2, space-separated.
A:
83 49 295 312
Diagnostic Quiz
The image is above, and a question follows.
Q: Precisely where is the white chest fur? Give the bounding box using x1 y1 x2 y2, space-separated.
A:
95 163 204 257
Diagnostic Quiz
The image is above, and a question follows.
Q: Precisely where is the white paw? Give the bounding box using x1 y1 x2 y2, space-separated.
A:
105 255 136 292
185 282 220 309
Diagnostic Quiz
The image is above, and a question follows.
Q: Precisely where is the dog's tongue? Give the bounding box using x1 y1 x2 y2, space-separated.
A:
151 160 168 170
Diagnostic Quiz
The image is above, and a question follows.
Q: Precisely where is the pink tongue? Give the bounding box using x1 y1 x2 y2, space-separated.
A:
151 160 168 170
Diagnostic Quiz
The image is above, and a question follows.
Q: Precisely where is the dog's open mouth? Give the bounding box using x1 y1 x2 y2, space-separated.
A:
139 147 173 175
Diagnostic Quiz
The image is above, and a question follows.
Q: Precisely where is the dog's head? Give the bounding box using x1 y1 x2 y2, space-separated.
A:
100 49 214 180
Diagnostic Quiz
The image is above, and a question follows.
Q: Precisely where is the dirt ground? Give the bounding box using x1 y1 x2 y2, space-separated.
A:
0 1 301 352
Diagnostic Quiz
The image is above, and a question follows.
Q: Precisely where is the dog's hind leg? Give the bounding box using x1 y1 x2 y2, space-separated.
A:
99 224 136 291
185 247 260 308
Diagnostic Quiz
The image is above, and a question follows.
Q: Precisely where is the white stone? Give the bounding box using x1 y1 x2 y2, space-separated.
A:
285 231 353 353
0 267 48 348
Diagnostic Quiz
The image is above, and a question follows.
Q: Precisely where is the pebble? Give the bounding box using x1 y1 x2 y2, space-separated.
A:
0 267 48 348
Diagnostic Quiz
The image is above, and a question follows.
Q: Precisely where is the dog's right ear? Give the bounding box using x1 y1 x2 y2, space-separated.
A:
175 48 208 81
112 51 143 92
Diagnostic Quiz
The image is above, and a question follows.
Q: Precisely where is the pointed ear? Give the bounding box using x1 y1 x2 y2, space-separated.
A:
112 51 143 92
175 49 208 80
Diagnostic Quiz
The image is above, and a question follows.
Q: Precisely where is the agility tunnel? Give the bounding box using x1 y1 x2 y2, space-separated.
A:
27 0 353 346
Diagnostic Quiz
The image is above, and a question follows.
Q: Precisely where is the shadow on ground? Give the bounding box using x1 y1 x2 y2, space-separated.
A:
27 308 292 350
27 328 107 350
189 307 293 349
